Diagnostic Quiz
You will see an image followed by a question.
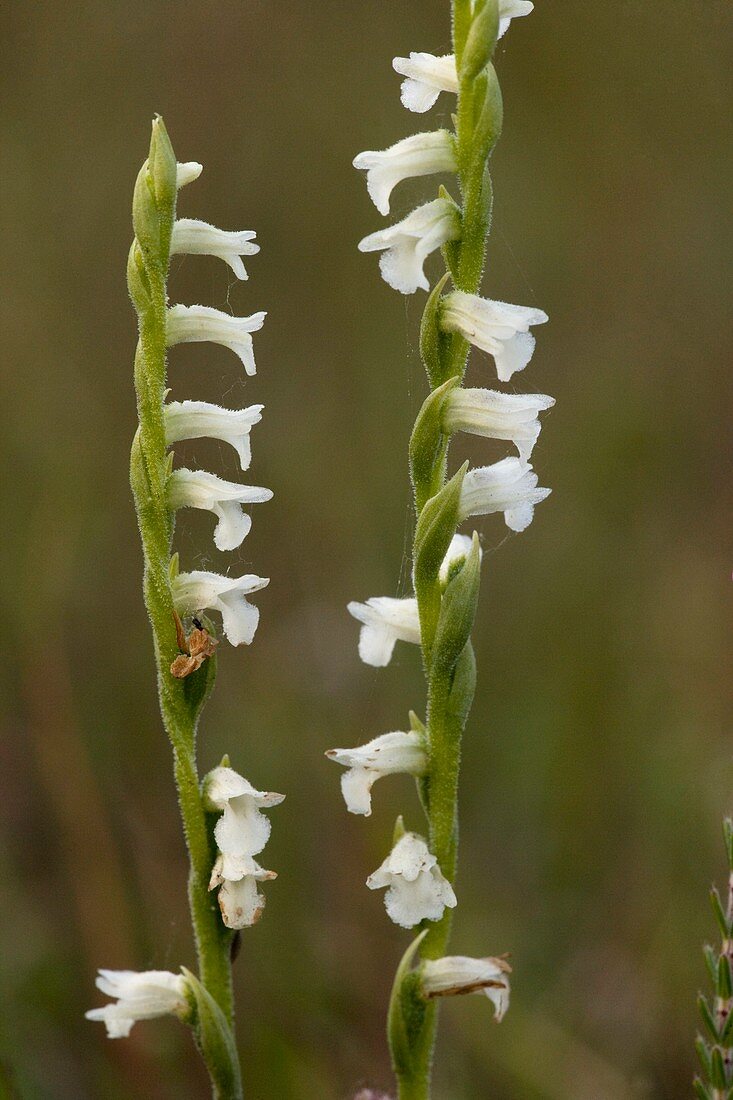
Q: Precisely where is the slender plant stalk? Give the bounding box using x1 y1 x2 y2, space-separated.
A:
695 820 733 1099
127 119 238 1089
390 3 505 1096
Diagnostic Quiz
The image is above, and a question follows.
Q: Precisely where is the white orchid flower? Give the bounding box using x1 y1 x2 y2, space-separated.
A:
421 955 511 1021
85 969 190 1039
353 131 456 216
168 468 272 552
172 570 269 646
203 766 285 877
347 596 420 668
176 162 203 189
171 219 259 280
326 730 428 816
499 0 534 39
212 857 277 930
358 198 460 295
164 400 264 472
443 388 555 464
440 291 548 381
166 304 266 376
459 456 551 532
392 53 458 114
367 832 457 929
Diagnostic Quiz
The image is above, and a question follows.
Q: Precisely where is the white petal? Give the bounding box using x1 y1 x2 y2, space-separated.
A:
217 862 276 929
340 768 375 816
86 969 188 1038
443 388 554 462
421 955 511 1020
173 570 269 646
203 766 285 811
441 292 547 380
392 53 458 113
171 219 259 280
347 597 421 667
176 162 203 188
168 468 271 551
327 730 427 815
165 400 263 472
459 458 551 531
358 199 459 295
367 833 456 928
166 304 267 376
439 533 476 585
353 131 456 215
498 0 534 38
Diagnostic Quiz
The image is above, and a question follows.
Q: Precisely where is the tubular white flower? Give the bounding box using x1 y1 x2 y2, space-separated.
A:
213 857 277 930
168 468 272 552
172 569 269 646
358 198 460 295
166 304 267 376
392 53 458 114
459 457 551 533
85 969 189 1039
443 388 555 464
171 219 259 281
353 131 456 216
421 956 511 1021
164 400 264 472
176 161 203 189
347 596 420 667
499 0 534 39
326 730 428 816
203 766 285 876
440 291 548 381
367 832 457 929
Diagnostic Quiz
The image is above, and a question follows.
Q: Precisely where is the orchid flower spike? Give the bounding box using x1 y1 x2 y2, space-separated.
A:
443 388 555 465
326 730 428 816
172 569 269 646
459 457 551 532
85 969 190 1039
421 955 512 1021
353 131 456 216
166 304 267 376
358 198 460 295
347 596 420 668
392 53 458 114
164 400 264 472
203 765 284 930
171 219 259 280
168 468 272 551
367 832 457 929
440 291 548 381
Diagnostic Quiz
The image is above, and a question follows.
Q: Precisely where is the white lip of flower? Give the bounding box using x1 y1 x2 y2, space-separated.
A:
164 400 264 472
85 969 189 1039
358 198 460 295
326 730 428 816
166 304 267 377
349 538 475 667
353 131 456 216
459 457 551 533
347 596 420 667
176 161 203 189
171 219 259 280
203 766 284 873
421 955 511 1022
367 832 457 929
172 570 269 646
213 857 277 929
168 468 272 552
392 53 458 114
440 291 548 382
443 388 555 465
499 0 535 39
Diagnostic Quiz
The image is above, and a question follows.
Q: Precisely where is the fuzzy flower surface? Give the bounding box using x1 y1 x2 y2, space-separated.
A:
367 832 457 928
326 730 428 816
204 766 284 930
358 198 460 295
168 468 272 551
440 291 548 382
353 131 456 216
443 388 554 464
176 161 203 189
172 570 269 646
459 457 551 532
164 400 264 472
86 969 189 1039
421 955 511 1021
170 219 259 280
166 304 266 376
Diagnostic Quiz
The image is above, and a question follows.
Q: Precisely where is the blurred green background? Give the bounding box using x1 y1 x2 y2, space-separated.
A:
1 1 732 1096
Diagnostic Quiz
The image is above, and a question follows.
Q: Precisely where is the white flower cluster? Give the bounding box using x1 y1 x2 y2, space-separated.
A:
166 160 272 646
203 765 284 930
